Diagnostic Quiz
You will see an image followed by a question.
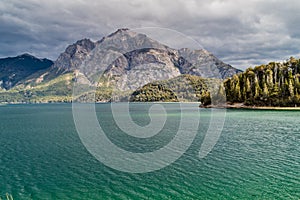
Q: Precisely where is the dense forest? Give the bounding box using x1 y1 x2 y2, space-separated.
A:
224 57 300 106
129 75 215 103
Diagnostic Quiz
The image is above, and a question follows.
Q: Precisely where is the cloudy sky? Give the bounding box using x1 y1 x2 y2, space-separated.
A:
1 0 300 70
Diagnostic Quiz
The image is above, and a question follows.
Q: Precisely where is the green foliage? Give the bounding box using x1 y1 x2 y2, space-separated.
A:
0 73 74 103
0 72 219 104
224 57 300 107
130 83 179 102
130 75 216 103
4 56 300 107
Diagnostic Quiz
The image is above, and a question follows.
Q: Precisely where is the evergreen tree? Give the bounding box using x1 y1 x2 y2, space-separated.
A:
223 57 300 106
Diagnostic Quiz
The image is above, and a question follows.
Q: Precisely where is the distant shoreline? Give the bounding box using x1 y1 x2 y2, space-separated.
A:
202 103 300 110
2 101 300 110
234 106 300 111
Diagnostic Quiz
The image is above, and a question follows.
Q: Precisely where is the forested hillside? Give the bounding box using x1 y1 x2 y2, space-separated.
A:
129 75 214 103
224 57 300 106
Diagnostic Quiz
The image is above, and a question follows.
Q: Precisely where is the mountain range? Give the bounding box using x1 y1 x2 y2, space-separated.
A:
0 28 242 103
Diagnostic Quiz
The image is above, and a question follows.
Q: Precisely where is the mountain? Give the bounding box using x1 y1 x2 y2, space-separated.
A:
32 29 240 83
45 28 241 92
177 48 240 78
224 57 300 107
0 28 242 103
0 54 53 90
51 38 96 74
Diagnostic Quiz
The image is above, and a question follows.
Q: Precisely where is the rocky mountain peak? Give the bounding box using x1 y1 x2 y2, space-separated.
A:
17 53 36 59
64 38 95 56
52 38 96 73
65 38 95 55
97 28 168 52
48 29 241 89
106 28 130 37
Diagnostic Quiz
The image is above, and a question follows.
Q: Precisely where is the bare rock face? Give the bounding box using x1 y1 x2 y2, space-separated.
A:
52 38 96 74
0 28 243 104
177 48 242 79
49 28 242 91
105 48 181 91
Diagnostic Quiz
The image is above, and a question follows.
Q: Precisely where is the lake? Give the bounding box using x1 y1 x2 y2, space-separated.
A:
0 103 299 199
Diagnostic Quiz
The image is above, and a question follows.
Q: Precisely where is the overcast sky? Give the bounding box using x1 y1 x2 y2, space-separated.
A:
1 0 300 70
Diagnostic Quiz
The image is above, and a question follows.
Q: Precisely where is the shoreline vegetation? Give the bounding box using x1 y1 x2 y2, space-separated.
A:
1 30 300 109
201 103 300 110
2 57 300 109
2 101 300 111
224 57 300 107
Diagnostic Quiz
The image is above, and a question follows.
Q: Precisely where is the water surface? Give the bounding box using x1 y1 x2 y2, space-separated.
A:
0 104 299 199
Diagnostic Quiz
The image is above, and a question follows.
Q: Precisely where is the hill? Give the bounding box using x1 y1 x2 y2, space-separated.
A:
129 74 217 103
0 54 53 90
224 57 300 107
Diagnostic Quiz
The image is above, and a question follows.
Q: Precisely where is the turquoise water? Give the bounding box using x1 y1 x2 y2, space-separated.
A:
0 103 300 199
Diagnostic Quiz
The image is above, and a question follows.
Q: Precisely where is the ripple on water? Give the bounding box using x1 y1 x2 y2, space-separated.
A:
1 105 300 199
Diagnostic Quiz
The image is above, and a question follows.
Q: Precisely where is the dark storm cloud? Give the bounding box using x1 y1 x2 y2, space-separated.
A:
1 0 300 69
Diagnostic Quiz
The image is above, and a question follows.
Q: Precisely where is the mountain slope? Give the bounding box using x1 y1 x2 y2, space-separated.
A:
177 48 241 78
0 73 74 103
77 29 241 94
41 28 241 88
0 54 53 90
51 38 96 74
0 29 242 103
129 74 214 102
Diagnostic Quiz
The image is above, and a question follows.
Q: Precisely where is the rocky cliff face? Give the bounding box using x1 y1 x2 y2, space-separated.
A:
177 48 241 78
2 29 241 94
104 48 181 90
51 38 96 74
57 28 241 92
0 54 53 89
50 29 241 88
